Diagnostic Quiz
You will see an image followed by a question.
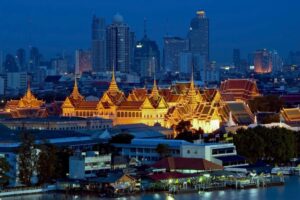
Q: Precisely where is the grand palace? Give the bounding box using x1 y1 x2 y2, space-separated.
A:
2 69 265 133
59 70 260 133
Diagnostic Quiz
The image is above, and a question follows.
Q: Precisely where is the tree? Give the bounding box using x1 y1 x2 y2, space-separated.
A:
36 142 58 184
55 148 73 179
233 126 297 164
175 121 192 134
175 131 201 143
248 95 284 113
110 133 134 144
18 133 38 186
0 157 10 187
156 144 170 158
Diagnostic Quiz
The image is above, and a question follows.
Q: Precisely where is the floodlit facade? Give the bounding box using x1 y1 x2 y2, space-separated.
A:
61 69 230 133
5 82 47 118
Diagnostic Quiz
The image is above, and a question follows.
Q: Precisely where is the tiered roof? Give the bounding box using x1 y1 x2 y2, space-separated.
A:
281 107 300 124
220 79 260 102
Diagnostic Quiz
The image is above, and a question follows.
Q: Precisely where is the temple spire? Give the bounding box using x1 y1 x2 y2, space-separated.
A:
151 73 159 98
70 76 83 100
108 63 120 93
24 78 36 100
227 111 236 127
187 63 198 106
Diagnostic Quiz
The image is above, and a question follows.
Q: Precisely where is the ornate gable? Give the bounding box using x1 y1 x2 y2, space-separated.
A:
141 97 154 109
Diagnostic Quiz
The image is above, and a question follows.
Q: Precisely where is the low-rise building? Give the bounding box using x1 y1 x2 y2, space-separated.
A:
69 151 111 179
113 138 247 167
0 116 112 131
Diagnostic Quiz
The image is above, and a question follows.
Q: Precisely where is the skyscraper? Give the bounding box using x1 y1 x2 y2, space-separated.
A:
106 14 130 73
254 49 272 74
28 47 41 72
16 48 26 71
91 16 106 72
134 22 160 77
163 36 188 72
188 10 209 63
271 50 283 73
233 49 241 71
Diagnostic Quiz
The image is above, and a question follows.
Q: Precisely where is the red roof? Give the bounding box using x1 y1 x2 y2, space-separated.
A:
152 157 223 171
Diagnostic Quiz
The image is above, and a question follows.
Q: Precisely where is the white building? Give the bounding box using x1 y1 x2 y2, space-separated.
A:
69 151 111 180
113 139 247 167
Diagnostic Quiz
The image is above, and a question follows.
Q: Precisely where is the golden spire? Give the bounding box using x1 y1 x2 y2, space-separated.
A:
151 74 159 98
70 77 83 100
108 64 120 93
187 63 199 107
24 79 35 100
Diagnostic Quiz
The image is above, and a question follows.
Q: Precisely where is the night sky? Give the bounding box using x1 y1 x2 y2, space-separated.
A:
0 0 299 63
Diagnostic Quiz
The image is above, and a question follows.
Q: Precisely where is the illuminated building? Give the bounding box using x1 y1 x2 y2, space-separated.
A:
188 10 209 81
5 82 47 118
220 79 260 102
62 69 255 133
254 49 272 74
280 107 300 126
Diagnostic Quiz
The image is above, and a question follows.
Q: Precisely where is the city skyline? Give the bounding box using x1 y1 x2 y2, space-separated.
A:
0 0 299 63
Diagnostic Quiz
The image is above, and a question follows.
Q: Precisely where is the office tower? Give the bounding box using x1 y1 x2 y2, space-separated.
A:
4 54 18 72
271 50 283 73
233 49 241 71
106 14 130 73
75 49 92 74
29 47 41 72
254 49 272 74
91 16 106 72
163 36 188 72
16 48 26 71
134 23 160 77
188 10 209 62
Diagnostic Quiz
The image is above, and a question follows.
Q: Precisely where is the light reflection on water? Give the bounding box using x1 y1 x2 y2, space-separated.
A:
2 177 300 200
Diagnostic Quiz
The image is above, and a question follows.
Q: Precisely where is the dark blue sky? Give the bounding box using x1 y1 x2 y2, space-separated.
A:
0 0 299 63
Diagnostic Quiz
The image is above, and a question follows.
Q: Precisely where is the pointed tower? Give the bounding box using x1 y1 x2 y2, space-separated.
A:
186 65 201 107
227 111 236 127
70 77 84 101
108 64 120 94
254 114 258 125
24 79 34 100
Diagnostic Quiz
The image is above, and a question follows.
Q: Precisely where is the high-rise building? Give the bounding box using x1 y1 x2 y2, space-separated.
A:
91 16 106 72
254 49 272 74
106 14 130 73
188 11 209 63
233 49 241 71
75 49 92 74
271 50 283 73
4 54 18 73
28 47 41 72
134 26 160 77
188 10 209 83
16 48 26 71
163 36 188 72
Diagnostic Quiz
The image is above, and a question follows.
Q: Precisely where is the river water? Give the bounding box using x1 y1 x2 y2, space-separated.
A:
3 176 300 200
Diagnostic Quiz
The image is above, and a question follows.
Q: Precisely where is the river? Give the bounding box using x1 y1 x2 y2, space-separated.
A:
2 176 300 200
